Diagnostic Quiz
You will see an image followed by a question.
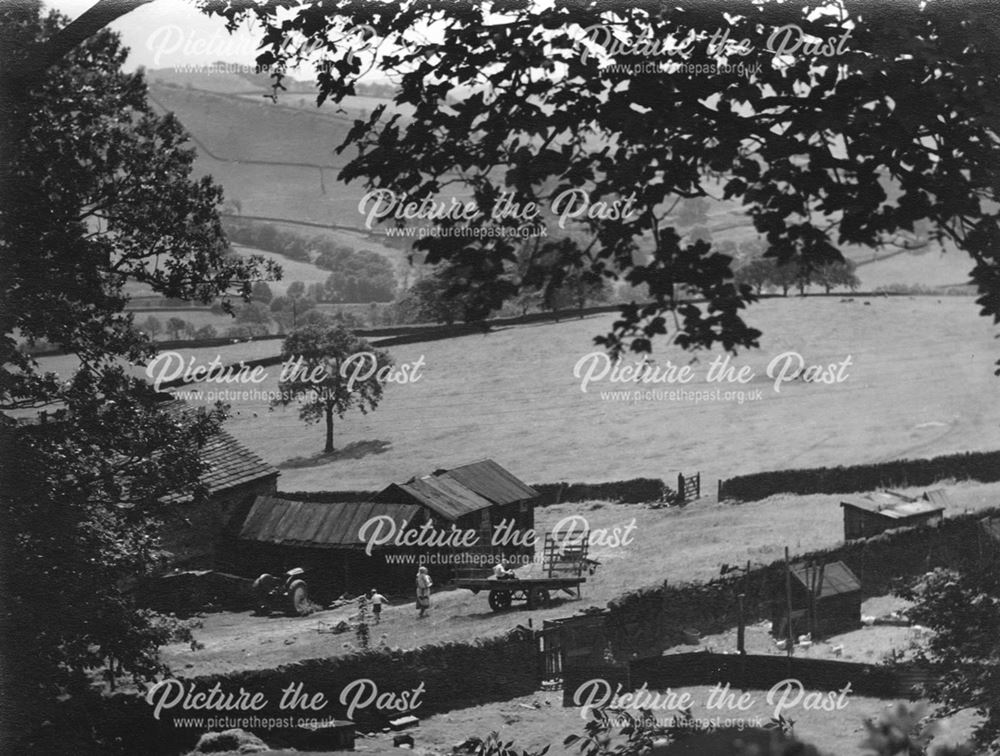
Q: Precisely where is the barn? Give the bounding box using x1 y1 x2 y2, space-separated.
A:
373 458 538 562
840 490 945 540
234 459 538 598
231 497 426 600
158 425 280 569
12 398 281 570
771 560 861 640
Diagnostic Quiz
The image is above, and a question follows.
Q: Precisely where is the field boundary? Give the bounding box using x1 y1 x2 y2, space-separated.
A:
75 628 537 755
280 477 674 508
718 449 1000 502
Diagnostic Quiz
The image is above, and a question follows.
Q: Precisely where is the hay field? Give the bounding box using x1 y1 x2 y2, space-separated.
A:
176 296 1000 492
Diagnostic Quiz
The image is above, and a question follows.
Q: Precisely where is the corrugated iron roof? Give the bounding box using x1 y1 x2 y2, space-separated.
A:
371 459 537 521
437 459 538 505
922 489 952 510
790 561 861 598
239 496 422 548
397 475 495 520
840 491 943 519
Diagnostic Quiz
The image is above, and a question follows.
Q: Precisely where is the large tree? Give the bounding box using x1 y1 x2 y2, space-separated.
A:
0 4 274 750
204 0 1000 361
897 563 1000 751
274 324 392 453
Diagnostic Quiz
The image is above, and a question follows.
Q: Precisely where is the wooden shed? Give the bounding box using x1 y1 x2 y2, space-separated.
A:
233 497 426 599
772 561 861 640
840 490 945 540
235 459 538 597
374 458 538 569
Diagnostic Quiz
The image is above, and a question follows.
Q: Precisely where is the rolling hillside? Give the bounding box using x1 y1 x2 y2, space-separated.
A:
145 71 975 296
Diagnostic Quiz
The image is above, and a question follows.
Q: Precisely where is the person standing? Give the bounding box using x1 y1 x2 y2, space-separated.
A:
415 566 432 618
368 588 387 624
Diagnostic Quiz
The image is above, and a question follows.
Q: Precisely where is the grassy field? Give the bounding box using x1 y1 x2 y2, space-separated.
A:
163 295 1000 492
148 84 364 229
150 84 355 166
34 296 999 491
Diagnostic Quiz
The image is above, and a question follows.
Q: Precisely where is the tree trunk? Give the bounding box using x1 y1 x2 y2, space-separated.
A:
324 404 334 453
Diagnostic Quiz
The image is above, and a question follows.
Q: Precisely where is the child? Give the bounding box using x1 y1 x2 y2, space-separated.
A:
368 588 387 624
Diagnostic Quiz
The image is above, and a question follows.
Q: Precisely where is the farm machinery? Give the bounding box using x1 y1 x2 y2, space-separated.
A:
454 531 599 612
252 567 313 616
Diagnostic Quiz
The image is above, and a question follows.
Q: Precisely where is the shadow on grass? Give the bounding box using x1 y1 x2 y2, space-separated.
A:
278 439 392 469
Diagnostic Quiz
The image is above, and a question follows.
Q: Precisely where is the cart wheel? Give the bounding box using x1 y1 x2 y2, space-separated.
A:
488 589 512 612
527 587 550 610
288 579 312 616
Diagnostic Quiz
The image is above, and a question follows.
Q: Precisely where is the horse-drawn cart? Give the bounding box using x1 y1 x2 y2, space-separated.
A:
454 531 598 612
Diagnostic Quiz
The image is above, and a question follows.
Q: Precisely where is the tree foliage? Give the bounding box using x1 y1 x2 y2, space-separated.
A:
224 218 311 262
274 324 392 453
270 292 317 331
207 0 1000 361
395 271 467 325
812 259 859 294
0 4 272 748
166 316 188 340
318 247 397 303
252 281 274 304
734 257 776 296
734 255 858 295
898 564 1000 750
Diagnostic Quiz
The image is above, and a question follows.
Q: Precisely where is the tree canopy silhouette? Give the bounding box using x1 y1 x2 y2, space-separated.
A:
202 0 1000 360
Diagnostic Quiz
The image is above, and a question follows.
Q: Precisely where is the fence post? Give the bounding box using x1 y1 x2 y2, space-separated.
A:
717 479 723 500
695 472 701 499
677 473 684 503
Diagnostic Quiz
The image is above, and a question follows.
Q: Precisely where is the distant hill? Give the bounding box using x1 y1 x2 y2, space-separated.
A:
146 79 407 263
146 69 973 294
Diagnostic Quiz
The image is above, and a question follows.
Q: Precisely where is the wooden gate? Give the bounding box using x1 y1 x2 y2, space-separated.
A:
539 620 564 679
677 472 701 504
538 612 610 681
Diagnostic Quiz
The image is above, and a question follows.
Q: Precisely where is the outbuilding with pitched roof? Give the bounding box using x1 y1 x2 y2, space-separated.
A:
840 490 945 540
234 459 538 596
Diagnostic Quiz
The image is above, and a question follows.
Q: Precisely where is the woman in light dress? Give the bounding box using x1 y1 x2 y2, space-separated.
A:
415 565 432 618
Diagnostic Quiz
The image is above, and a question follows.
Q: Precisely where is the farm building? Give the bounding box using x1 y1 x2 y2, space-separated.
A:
771 560 861 640
840 490 945 540
10 398 280 570
232 497 426 601
157 400 280 568
374 458 538 556
234 459 538 597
